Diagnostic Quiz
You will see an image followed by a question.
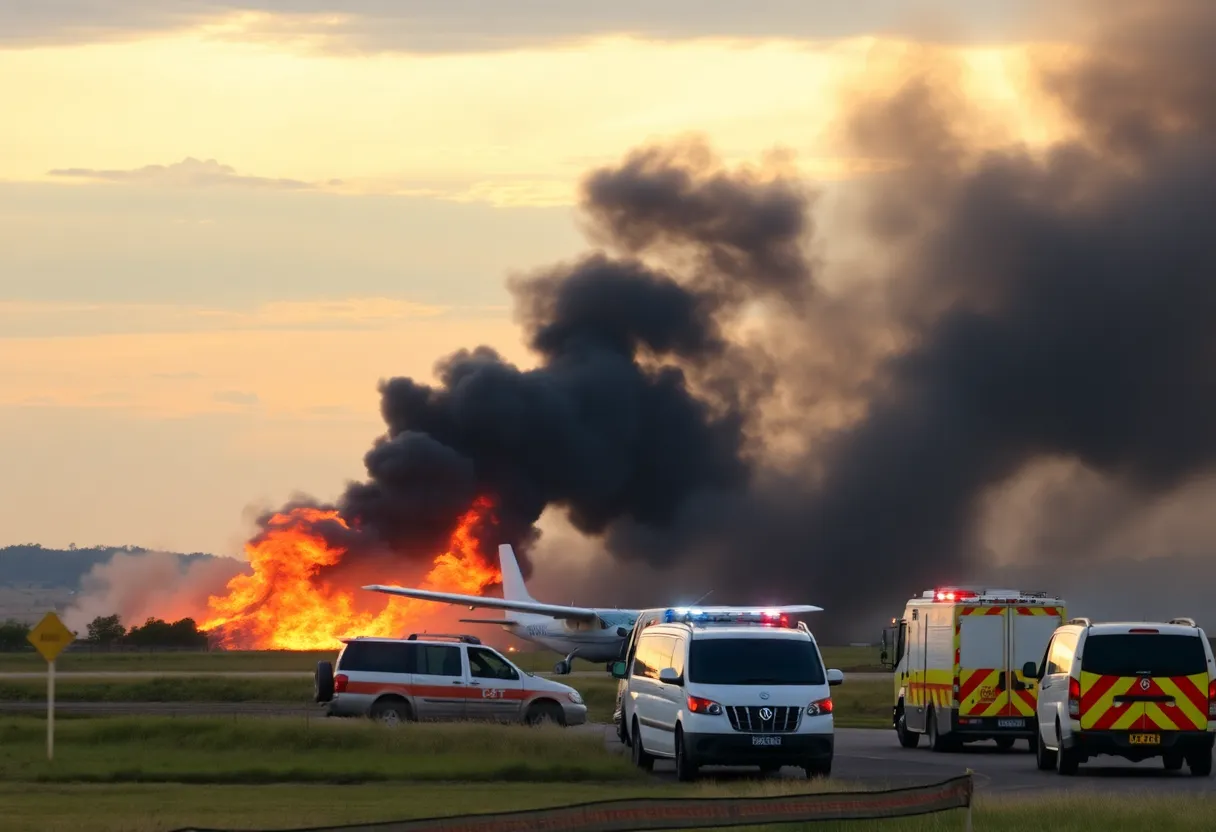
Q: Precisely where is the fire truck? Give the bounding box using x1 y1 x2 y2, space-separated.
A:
880 587 1067 751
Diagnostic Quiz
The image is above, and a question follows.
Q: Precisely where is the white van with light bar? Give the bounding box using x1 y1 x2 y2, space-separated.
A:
610 604 840 781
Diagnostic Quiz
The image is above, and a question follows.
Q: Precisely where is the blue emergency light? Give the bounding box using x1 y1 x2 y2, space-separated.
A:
662 607 791 626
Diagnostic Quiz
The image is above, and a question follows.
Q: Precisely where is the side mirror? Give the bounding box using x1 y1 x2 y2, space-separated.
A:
610 660 628 679
658 667 682 685
1022 661 1038 679
826 668 845 686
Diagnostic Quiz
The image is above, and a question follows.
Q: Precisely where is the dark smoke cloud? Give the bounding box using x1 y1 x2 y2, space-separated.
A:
295 140 814 580
273 0 1216 641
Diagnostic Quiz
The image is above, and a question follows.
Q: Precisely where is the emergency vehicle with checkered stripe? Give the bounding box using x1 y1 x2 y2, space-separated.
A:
1026 617 1216 776
881 587 1066 751
314 633 587 726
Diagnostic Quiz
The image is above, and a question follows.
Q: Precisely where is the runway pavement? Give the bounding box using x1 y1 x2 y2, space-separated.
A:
0 670 891 681
2 700 1209 794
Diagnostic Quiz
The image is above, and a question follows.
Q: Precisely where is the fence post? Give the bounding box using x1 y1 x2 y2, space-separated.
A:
963 768 974 832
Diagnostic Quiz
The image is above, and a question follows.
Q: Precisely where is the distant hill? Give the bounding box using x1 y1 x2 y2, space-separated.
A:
0 544 217 589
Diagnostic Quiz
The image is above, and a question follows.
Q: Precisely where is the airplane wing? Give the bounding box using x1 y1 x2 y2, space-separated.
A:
362 584 601 621
460 618 522 626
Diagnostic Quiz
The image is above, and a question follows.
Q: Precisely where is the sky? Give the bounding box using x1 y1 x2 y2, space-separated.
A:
1 0 1071 558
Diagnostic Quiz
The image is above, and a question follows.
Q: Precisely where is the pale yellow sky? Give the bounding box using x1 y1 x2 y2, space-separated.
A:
0 7 1069 555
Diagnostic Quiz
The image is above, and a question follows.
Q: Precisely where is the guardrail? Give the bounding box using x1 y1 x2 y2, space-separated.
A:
171 774 973 832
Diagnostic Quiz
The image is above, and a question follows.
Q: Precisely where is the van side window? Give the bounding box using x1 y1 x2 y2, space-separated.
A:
633 633 657 678
894 621 907 665
634 633 675 679
1047 632 1077 675
338 641 416 673
417 644 463 677
668 637 686 677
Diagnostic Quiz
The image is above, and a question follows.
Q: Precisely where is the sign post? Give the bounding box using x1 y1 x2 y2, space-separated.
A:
27 611 75 761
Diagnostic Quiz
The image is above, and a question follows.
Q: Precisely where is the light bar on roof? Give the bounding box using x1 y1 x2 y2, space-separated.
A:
663 608 793 626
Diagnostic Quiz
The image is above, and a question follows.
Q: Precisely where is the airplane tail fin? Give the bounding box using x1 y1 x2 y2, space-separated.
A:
498 544 534 603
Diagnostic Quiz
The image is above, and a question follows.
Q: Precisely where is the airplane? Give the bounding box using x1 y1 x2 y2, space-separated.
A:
362 544 822 674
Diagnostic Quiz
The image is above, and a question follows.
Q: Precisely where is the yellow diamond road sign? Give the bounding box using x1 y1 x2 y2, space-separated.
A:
28 611 75 663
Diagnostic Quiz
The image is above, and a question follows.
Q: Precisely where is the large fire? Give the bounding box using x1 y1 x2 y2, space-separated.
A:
200 497 502 650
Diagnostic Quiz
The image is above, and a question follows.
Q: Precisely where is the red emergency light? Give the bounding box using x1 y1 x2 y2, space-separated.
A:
933 588 979 602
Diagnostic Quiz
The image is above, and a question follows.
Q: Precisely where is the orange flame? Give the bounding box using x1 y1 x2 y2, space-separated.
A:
200 497 502 649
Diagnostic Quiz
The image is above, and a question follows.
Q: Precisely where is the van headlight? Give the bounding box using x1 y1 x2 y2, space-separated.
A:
567 691 584 705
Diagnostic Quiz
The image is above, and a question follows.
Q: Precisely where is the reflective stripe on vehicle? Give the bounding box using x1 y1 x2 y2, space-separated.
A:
1079 671 1209 731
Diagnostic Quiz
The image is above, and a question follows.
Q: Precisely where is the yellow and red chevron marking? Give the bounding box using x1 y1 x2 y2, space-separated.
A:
908 680 953 709
1080 672 1209 732
1013 606 1061 617
957 668 1005 716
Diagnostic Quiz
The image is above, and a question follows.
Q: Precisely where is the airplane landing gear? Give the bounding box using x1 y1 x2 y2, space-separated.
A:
553 650 581 675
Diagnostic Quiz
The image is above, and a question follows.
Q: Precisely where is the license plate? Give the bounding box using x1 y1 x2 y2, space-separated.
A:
997 719 1025 728
751 735 782 747
1129 733 1161 745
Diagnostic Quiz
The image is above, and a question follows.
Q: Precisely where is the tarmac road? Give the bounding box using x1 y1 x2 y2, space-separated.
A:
3 700 1209 794
0 670 891 681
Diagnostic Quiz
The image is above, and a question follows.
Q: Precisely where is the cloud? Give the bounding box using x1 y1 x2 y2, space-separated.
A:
213 390 260 406
47 157 321 190
0 298 449 338
1 0 1064 53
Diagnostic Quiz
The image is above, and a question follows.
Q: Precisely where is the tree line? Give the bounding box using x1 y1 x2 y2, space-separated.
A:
0 614 211 651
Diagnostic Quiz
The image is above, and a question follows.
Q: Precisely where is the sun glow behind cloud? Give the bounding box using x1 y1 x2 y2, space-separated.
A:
0 21 1070 206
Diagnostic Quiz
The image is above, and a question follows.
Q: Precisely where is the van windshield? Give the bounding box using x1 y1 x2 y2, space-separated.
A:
688 638 826 685
1081 634 1207 677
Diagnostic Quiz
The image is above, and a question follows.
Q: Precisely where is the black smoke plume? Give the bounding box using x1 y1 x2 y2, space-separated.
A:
297 142 815 581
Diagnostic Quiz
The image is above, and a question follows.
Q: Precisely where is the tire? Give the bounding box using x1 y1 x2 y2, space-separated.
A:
553 660 571 675
927 710 952 753
1187 747 1213 777
1055 720 1079 775
1034 727 1057 771
369 697 411 726
994 736 1016 752
895 706 920 749
525 700 566 727
1163 752 1184 771
313 661 334 703
631 718 654 771
804 758 832 779
674 727 698 782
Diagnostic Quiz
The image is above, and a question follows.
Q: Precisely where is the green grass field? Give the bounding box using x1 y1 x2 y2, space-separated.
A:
0 645 889 674
0 675 893 728
0 716 641 785
3 781 1214 832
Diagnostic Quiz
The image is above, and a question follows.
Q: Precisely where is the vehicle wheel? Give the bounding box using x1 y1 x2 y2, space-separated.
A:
895 706 920 749
553 660 571 675
525 700 566 727
1055 720 1079 776
1163 752 1184 771
313 661 334 703
631 718 654 771
1034 728 1056 771
803 758 832 779
369 697 411 726
994 736 1016 752
674 727 698 782
927 710 952 753
1187 747 1212 777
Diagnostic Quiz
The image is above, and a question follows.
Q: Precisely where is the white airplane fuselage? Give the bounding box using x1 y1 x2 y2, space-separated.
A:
497 609 639 663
